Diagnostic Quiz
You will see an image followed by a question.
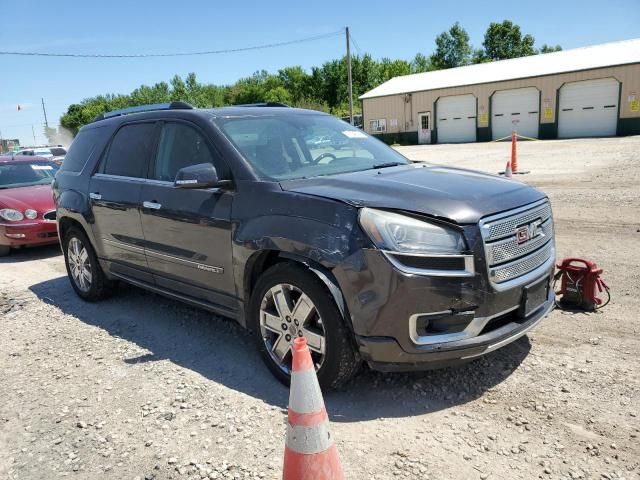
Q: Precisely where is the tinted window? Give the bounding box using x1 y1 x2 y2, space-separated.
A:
104 123 156 178
62 127 106 173
151 123 224 181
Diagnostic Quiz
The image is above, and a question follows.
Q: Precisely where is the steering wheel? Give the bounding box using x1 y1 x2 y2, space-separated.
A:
310 152 338 165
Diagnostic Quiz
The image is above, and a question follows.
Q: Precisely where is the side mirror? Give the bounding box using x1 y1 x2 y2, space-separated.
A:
174 163 231 189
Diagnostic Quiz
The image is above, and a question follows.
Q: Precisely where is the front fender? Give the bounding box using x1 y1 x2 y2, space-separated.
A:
232 207 368 329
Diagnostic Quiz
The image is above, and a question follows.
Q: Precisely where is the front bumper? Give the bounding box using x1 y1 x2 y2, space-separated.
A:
356 288 554 372
332 237 555 371
0 221 59 247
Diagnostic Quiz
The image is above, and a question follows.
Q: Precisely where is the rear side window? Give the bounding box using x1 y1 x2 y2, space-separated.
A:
103 123 156 178
61 127 105 173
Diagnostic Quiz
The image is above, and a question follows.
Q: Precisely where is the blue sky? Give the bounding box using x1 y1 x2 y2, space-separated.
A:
1 0 638 145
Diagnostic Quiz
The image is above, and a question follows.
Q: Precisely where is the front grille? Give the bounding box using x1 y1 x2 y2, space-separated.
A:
488 219 553 264
43 210 56 221
480 200 554 285
490 242 554 283
485 202 552 242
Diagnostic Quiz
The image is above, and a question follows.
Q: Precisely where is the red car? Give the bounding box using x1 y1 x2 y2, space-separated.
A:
0 155 60 256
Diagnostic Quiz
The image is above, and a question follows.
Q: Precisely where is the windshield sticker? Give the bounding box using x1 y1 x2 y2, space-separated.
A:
31 165 53 170
342 130 367 139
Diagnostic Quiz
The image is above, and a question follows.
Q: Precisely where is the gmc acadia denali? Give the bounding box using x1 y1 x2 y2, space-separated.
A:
53 102 555 388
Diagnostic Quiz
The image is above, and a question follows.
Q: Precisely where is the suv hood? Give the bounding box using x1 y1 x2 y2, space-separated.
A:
280 164 546 224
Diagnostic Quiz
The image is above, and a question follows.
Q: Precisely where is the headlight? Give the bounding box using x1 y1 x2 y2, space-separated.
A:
359 207 465 254
24 209 38 220
0 208 25 221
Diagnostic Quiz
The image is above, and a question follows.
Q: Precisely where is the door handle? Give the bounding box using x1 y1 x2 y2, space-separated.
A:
143 201 162 210
89 192 102 200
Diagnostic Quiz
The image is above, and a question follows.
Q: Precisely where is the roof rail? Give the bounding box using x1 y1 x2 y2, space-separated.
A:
92 101 193 122
233 102 290 108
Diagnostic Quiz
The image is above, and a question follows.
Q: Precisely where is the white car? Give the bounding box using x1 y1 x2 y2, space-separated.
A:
16 147 67 164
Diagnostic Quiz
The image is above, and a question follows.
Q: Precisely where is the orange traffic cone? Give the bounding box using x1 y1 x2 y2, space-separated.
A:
504 160 513 179
511 131 518 173
283 337 344 480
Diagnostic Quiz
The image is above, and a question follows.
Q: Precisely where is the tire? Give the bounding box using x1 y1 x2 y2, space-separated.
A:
0 245 10 257
63 227 114 301
249 262 361 389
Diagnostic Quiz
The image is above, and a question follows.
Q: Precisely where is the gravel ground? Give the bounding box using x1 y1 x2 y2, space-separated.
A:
1 136 639 480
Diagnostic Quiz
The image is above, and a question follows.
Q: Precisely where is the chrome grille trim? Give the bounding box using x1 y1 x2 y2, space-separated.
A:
43 210 57 221
482 200 551 242
488 218 553 265
490 242 554 283
480 199 555 286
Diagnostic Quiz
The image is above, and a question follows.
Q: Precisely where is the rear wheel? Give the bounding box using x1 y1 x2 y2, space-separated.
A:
63 227 114 301
250 263 360 389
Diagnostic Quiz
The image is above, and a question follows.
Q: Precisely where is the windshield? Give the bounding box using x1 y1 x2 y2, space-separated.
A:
214 114 408 180
0 161 60 189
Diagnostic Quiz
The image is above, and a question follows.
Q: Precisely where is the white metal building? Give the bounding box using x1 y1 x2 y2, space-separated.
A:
360 39 640 144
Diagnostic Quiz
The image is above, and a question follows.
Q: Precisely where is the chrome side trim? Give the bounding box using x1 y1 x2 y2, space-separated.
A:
145 248 224 274
409 305 519 346
382 251 475 277
93 174 173 186
102 238 145 253
93 173 147 183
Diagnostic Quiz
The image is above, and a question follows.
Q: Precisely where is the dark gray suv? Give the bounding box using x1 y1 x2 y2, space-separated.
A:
53 102 555 388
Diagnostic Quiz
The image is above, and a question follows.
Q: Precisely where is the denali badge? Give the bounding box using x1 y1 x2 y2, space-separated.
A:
516 220 542 244
197 264 224 274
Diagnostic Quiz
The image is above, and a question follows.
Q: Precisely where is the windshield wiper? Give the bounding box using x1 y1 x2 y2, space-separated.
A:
371 162 403 169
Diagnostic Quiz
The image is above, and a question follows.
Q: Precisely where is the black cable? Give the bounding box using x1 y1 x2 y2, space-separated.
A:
349 32 363 56
0 29 345 58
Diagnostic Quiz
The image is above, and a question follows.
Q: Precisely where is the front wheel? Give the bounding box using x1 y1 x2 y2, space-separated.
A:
249 263 361 389
0 245 10 257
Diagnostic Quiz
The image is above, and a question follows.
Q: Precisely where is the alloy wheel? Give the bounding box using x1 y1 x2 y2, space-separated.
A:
259 283 326 374
67 237 92 292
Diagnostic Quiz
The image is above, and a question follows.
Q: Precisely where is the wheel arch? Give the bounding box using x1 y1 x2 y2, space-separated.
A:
242 249 350 333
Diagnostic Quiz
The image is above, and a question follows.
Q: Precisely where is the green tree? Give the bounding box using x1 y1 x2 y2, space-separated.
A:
410 53 433 73
539 44 562 54
277 66 310 104
481 20 536 61
430 22 472 69
378 57 412 82
264 86 293 105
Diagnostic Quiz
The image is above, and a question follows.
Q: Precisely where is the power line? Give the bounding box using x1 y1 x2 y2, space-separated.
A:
349 32 363 56
0 29 345 58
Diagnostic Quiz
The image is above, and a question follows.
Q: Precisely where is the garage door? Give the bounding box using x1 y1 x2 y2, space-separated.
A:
491 87 539 140
436 95 476 143
558 78 619 138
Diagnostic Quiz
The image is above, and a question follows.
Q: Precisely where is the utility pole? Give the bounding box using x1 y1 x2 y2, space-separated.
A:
32 125 37 145
346 26 354 125
41 98 49 128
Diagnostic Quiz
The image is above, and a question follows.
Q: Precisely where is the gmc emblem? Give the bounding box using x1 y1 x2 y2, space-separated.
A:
516 220 542 244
